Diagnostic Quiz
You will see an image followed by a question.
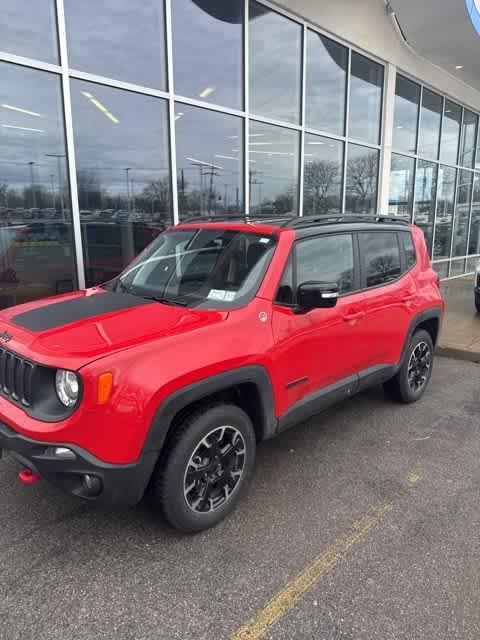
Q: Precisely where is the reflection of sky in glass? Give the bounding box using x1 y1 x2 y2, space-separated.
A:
175 104 243 218
0 62 67 196
349 52 383 145
65 0 166 89
440 100 461 166
389 153 414 217
0 0 58 63
71 79 170 204
248 121 299 214
172 0 243 109
459 110 477 168
305 31 347 136
418 89 442 160
249 2 301 124
393 75 420 154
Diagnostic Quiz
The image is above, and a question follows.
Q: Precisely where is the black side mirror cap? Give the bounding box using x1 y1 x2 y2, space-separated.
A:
296 281 339 312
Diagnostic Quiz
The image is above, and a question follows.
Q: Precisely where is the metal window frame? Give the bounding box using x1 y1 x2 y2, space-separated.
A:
0 0 391 291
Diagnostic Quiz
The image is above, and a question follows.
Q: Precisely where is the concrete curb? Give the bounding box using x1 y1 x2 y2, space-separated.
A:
436 346 480 364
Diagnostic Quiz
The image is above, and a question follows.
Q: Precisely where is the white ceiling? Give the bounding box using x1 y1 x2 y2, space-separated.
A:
390 0 480 93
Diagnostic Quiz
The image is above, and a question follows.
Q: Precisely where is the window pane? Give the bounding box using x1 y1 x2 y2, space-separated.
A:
414 160 437 255
65 0 166 89
0 0 58 64
389 154 414 219
468 174 480 255
172 0 243 109
401 232 416 269
418 89 442 160
303 135 343 215
360 232 401 287
249 1 302 124
345 144 379 214
296 234 354 294
450 259 466 276
305 31 347 135
452 170 473 257
349 52 383 145
440 100 461 165
249 121 299 215
71 80 171 286
459 110 478 168
393 75 420 154
176 104 243 220
0 62 77 308
434 166 456 260
433 261 449 279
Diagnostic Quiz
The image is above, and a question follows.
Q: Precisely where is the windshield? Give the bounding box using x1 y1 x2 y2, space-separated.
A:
111 228 277 308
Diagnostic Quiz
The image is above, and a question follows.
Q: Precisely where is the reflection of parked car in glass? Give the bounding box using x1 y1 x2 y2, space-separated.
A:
99 209 115 220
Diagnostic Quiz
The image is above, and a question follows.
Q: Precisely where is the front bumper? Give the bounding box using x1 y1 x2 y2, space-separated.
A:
0 421 157 506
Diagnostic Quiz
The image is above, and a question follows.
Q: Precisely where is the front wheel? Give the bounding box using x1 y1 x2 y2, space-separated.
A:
383 329 434 404
151 404 256 533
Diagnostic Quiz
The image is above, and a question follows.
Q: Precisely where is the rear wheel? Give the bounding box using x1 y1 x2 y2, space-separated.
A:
151 404 256 533
383 329 434 404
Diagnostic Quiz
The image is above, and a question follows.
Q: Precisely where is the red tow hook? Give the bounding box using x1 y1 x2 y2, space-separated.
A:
18 468 41 485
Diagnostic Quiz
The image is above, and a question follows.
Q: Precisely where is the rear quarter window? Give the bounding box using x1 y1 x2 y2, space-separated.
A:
401 231 417 270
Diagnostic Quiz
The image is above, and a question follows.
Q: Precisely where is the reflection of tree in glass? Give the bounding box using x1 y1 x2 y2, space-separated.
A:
367 254 399 286
346 152 377 212
304 160 339 214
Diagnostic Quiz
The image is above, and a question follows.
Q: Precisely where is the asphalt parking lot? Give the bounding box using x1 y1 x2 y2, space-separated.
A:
1 356 480 640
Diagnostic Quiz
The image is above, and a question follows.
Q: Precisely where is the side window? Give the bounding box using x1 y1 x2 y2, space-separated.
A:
401 231 416 270
296 234 355 294
360 232 401 287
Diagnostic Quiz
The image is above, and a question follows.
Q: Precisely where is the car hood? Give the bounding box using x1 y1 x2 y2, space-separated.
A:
0 288 227 369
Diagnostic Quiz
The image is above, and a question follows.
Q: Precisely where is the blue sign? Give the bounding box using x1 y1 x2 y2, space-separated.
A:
466 0 480 35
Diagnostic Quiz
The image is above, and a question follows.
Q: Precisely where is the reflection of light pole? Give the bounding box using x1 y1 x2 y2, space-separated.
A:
28 161 36 209
45 153 66 220
50 173 55 208
124 168 131 212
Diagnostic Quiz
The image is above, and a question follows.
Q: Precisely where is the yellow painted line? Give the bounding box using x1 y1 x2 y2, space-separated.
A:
230 474 421 640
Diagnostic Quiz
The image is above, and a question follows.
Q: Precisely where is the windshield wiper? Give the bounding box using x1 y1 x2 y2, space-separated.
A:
142 295 189 307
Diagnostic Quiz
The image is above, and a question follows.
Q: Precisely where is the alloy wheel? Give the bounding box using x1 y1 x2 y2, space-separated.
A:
183 426 246 513
407 341 431 393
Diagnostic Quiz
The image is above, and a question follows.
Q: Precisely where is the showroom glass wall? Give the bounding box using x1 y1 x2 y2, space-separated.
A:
389 73 480 278
0 0 384 304
0 0 477 310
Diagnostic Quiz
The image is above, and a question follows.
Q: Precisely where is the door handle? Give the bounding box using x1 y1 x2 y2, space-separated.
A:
343 311 366 322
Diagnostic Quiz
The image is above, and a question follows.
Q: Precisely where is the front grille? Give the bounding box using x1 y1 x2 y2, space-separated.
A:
0 348 35 407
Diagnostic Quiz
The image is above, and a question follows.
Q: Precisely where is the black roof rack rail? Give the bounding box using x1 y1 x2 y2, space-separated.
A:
180 213 297 225
285 214 410 228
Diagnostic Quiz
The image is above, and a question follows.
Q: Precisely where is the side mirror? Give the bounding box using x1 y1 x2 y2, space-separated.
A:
296 281 339 311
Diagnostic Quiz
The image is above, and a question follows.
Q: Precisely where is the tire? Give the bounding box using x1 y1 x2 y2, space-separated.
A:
383 329 434 404
151 404 256 533
475 295 480 313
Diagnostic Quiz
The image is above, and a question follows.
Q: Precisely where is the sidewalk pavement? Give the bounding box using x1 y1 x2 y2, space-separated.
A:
437 275 480 363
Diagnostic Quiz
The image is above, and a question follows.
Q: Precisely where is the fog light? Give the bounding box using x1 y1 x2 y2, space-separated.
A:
45 446 76 460
81 474 102 497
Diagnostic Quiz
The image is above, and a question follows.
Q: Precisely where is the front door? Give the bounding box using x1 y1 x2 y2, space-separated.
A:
270 232 363 417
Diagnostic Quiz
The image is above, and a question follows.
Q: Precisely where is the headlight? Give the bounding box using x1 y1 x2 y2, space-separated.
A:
55 369 79 407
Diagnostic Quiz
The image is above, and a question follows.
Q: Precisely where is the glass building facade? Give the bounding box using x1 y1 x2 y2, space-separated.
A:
0 0 477 310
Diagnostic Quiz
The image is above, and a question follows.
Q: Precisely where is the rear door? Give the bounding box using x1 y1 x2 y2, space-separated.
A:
353 229 417 373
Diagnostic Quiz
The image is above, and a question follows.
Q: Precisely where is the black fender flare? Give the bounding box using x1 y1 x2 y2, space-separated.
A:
143 365 277 455
398 306 443 369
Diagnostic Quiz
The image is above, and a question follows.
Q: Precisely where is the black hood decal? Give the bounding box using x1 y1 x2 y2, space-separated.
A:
12 292 152 332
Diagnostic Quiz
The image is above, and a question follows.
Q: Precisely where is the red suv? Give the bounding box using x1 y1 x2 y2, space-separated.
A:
0 215 443 532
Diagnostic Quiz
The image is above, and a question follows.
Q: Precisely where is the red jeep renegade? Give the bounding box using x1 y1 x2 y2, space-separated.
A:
0 215 444 532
